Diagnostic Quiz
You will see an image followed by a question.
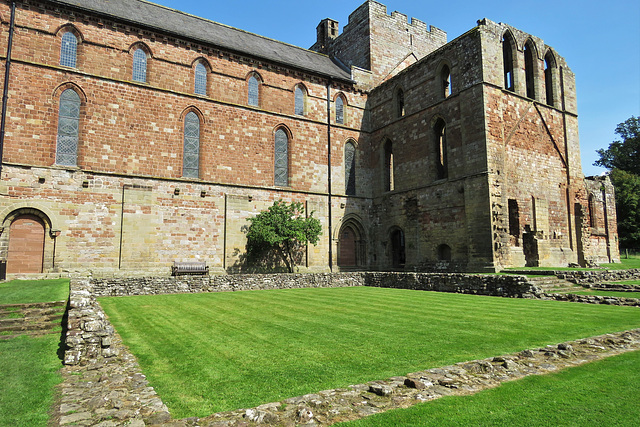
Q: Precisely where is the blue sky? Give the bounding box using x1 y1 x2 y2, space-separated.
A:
150 0 640 176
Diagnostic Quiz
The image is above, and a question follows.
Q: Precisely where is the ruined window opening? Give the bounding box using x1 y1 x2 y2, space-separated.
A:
524 41 536 100
336 95 344 124
60 32 77 68
345 141 356 195
396 88 405 118
434 119 448 180
440 65 451 99
588 194 597 228
56 89 81 166
248 75 260 107
502 34 514 91
294 86 305 116
390 228 406 268
544 51 556 107
437 244 452 261
508 199 520 245
183 111 200 178
274 128 289 186
132 48 147 83
384 139 394 192
194 62 207 96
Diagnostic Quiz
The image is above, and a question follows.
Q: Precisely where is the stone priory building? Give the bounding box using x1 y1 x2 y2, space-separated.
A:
0 0 619 276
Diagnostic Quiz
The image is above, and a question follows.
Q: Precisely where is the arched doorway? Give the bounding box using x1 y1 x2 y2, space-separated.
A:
390 228 405 269
337 219 366 268
7 215 46 274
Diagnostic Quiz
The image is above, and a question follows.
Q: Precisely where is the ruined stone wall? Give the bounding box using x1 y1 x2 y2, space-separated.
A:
581 176 620 264
363 28 493 271
478 20 586 269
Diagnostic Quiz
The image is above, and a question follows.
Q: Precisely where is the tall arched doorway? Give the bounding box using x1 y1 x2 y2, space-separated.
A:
337 219 366 268
7 215 46 274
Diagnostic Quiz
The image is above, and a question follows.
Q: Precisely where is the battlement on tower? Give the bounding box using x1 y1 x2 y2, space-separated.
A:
312 0 447 88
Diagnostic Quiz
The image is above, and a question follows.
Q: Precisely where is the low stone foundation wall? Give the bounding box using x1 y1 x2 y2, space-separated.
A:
557 269 640 285
587 283 640 292
365 273 533 297
64 279 117 366
536 292 640 307
91 272 366 297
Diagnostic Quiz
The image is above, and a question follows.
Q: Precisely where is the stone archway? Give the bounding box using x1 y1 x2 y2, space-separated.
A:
7 215 46 274
337 219 366 269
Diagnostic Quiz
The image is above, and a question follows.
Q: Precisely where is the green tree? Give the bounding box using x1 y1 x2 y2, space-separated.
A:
594 116 640 248
594 116 639 174
245 200 322 273
607 169 640 249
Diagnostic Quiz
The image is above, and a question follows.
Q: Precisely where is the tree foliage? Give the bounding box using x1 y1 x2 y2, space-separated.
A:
594 116 640 248
608 169 640 249
594 116 640 174
245 200 322 273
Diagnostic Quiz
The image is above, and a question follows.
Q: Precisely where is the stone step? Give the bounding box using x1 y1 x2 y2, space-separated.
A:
0 312 64 325
0 300 67 311
0 317 64 333
522 276 586 294
0 306 66 319
0 329 61 340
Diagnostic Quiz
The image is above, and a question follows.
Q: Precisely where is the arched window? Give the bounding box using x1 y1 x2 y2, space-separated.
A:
434 119 447 180
524 40 536 99
60 32 77 68
336 95 345 124
396 88 405 117
384 139 394 192
274 128 289 186
248 75 260 107
544 51 556 107
440 64 451 99
55 89 81 166
344 141 356 195
502 33 515 91
132 48 147 83
437 244 452 261
194 62 207 96
183 112 200 178
294 86 305 116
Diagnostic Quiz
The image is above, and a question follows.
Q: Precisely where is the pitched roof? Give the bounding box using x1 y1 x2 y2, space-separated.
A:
50 0 353 82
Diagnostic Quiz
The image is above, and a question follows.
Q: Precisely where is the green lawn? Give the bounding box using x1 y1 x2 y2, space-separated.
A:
99 287 640 418
0 279 69 305
0 334 63 426
602 256 640 270
338 350 640 426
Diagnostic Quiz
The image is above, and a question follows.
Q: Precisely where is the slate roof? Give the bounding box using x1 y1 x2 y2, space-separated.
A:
50 0 353 82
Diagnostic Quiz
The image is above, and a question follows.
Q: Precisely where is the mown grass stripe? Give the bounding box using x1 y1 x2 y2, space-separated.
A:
338 350 640 426
99 287 640 417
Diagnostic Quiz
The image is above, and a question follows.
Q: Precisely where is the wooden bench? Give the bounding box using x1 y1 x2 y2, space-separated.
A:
171 261 209 276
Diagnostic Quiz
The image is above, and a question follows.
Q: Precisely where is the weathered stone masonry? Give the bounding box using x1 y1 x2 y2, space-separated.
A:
0 0 618 278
